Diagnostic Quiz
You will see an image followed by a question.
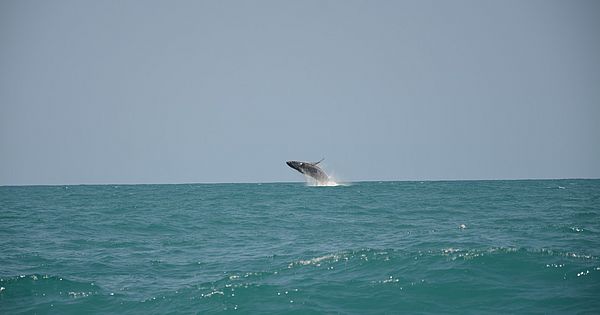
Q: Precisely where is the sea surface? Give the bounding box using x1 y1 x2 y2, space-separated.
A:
1 180 599 314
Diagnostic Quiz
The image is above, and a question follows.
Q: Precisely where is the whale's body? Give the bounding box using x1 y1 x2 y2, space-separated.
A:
286 159 329 184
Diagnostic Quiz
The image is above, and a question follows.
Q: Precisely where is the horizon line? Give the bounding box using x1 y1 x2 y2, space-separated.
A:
1 177 598 188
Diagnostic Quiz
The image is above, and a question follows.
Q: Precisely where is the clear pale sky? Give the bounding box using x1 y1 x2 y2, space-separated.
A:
1 0 599 185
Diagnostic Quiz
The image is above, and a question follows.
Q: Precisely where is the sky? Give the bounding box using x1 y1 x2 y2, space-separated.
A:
1 0 599 185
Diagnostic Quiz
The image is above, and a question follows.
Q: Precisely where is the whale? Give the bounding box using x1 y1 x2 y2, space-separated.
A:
286 159 329 184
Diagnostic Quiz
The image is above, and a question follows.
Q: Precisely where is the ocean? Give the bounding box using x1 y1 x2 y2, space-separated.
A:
1 180 599 314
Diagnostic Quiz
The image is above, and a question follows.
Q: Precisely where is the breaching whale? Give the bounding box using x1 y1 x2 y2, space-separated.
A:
286 159 330 184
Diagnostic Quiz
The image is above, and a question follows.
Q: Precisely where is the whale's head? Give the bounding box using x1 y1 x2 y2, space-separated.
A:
286 161 306 173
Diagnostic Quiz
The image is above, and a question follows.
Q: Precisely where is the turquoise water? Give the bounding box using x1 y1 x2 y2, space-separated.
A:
1 180 599 314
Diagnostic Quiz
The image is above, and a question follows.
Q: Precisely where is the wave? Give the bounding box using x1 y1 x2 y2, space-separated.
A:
2 247 599 314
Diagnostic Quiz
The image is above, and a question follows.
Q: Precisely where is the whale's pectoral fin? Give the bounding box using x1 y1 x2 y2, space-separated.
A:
312 158 324 166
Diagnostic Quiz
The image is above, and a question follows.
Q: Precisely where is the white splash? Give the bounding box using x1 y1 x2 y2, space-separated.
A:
304 173 349 187
306 178 340 187
298 254 340 265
